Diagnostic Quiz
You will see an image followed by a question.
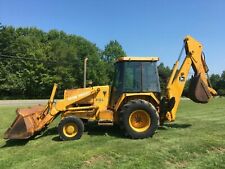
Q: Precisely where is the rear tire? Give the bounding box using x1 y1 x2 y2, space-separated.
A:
58 116 84 141
119 99 158 139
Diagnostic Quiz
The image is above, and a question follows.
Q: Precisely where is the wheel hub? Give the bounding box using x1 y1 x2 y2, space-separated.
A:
129 110 151 132
63 123 78 137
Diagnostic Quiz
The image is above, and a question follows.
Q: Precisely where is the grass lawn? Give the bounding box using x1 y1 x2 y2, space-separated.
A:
0 98 225 169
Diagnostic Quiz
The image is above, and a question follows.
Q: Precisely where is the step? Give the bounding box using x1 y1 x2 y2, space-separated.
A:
98 120 113 126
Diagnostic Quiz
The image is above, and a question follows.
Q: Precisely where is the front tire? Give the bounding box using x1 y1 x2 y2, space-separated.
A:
58 116 84 141
119 99 158 139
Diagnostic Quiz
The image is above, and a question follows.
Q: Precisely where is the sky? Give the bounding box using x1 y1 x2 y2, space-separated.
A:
1 0 225 74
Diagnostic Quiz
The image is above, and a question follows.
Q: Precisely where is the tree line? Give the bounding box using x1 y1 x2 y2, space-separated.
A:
0 24 224 99
210 72 225 96
0 24 125 98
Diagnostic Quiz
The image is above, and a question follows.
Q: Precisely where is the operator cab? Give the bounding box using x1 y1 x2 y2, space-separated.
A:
110 57 161 107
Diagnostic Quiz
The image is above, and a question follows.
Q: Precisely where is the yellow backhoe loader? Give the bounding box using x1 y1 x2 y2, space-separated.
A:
4 36 217 141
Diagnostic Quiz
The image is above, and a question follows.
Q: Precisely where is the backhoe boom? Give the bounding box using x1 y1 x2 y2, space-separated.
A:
162 36 217 122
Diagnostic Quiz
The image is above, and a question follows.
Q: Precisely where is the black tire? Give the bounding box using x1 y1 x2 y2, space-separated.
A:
119 99 159 139
58 116 84 141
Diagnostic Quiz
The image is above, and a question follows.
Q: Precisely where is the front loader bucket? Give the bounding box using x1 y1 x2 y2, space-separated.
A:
188 74 212 103
4 105 47 140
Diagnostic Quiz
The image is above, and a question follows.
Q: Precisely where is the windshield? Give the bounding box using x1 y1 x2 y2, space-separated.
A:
110 61 160 107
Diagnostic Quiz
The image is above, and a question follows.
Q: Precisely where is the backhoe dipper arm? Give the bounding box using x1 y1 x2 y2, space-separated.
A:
161 36 217 122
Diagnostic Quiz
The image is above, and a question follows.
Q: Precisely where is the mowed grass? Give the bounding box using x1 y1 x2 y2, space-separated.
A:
0 98 225 169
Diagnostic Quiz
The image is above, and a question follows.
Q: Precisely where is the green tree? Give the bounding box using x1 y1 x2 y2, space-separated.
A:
157 63 171 95
102 40 126 83
0 26 111 98
209 72 225 96
210 74 221 90
216 71 225 96
221 71 225 81
102 40 125 63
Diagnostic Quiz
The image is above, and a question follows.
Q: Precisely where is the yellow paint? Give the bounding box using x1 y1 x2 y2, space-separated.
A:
63 123 78 138
98 110 114 121
54 89 97 112
114 93 160 111
52 86 110 120
92 86 110 112
129 110 151 132
166 35 217 121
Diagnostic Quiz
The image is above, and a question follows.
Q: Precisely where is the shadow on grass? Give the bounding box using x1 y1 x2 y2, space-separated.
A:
86 124 124 138
35 127 58 138
1 127 58 147
1 139 29 148
158 123 192 130
52 136 61 141
2 123 137 145
1 123 192 146
0 127 57 148
51 123 125 142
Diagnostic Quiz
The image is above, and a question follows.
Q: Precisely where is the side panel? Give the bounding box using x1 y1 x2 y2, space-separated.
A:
64 86 110 108
64 88 95 105
61 86 111 121
92 86 110 112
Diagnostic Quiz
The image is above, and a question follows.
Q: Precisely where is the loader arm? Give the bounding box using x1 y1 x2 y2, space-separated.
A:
4 84 99 139
36 85 99 131
160 36 217 123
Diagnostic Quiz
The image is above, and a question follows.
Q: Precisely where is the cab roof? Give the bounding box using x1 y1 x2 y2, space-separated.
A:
116 57 159 62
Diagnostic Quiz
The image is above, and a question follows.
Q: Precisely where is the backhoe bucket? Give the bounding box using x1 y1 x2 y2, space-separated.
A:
4 105 47 139
188 74 212 103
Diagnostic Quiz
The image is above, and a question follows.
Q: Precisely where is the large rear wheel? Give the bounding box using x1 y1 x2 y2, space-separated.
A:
58 116 84 141
119 99 158 139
